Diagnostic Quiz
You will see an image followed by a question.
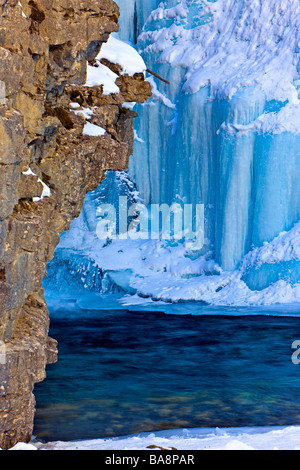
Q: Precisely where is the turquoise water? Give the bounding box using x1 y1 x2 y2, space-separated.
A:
34 305 300 443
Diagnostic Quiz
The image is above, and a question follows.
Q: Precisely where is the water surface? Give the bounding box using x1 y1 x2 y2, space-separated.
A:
34 306 300 442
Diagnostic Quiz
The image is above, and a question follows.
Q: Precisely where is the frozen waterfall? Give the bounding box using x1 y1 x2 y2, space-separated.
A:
44 0 300 308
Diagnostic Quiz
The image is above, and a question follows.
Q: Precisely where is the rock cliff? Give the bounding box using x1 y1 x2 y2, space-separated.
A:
0 0 151 449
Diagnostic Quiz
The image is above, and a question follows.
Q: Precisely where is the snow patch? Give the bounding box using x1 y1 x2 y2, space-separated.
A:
22 168 51 202
98 35 147 76
83 122 106 137
85 62 120 95
14 425 300 451
85 35 147 95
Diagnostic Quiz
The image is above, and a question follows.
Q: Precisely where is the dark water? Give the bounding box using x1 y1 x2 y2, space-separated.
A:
33 308 300 442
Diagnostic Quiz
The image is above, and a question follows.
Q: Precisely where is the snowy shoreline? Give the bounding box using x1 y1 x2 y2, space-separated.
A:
6 425 300 450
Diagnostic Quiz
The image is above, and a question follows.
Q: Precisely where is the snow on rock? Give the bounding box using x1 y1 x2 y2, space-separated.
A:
98 35 147 76
7 442 37 451
85 62 120 95
22 168 51 202
18 1 27 18
71 106 94 119
85 36 147 94
69 105 106 137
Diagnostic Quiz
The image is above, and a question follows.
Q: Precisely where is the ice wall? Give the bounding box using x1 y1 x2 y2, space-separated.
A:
45 0 300 306
129 0 300 272
116 0 178 43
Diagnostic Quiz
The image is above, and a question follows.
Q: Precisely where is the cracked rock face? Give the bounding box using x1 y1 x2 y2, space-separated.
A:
0 0 151 449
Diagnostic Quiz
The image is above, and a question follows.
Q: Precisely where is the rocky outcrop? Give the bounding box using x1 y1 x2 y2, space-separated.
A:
0 0 151 449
